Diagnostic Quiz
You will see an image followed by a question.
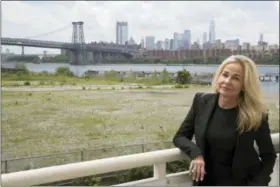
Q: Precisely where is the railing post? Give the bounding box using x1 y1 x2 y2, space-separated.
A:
4 160 8 173
153 163 166 184
80 151 84 161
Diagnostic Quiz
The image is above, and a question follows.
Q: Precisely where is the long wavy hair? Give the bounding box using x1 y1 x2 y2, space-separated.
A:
211 55 267 133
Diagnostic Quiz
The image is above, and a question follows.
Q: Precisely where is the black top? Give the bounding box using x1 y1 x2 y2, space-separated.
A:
203 102 240 185
173 92 276 186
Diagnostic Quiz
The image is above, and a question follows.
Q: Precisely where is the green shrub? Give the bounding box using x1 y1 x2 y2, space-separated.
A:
24 81 30 86
39 81 45 85
176 69 192 84
55 67 73 77
84 75 90 80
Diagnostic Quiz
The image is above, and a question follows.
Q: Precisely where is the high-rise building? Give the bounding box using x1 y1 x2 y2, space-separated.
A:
169 39 174 51
164 39 170 50
128 37 135 45
156 41 164 50
225 39 240 50
178 33 184 48
145 36 155 50
116 21 128 45
140 37 145 49
183 30 191 49
242 42 250 50
173 32 180 50
196 38 200 46
259 33 264 42
203 32 207 44
209 19 215 43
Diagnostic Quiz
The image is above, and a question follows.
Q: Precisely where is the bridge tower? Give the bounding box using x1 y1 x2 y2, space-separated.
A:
72 22 78 43
71 21 86 65
77 21 85 44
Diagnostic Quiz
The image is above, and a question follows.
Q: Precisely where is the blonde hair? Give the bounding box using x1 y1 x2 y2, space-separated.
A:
211 55 267 133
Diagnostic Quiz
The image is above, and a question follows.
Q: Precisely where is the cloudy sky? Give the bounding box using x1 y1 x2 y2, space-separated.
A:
2 1 279 54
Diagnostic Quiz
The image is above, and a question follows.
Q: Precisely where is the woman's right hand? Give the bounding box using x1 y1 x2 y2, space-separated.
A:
189 155 206 182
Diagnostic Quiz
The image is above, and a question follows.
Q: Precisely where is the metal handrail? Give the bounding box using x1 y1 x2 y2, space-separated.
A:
2 133 279 186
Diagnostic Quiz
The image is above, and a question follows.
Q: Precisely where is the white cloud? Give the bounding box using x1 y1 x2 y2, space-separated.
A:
1 1 279 54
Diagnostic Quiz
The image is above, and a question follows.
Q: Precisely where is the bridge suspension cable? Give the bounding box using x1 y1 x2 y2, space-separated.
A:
25 24 72 39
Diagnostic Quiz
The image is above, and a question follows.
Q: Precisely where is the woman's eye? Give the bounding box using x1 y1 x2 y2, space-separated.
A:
233 77 239 80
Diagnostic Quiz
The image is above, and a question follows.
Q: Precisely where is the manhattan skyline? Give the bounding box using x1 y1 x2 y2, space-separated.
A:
2 1 279 54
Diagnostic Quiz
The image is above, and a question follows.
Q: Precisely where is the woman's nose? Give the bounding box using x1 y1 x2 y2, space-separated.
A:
224 77 231 83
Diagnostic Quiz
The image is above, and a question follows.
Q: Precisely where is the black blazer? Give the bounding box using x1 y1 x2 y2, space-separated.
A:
173 92 277 186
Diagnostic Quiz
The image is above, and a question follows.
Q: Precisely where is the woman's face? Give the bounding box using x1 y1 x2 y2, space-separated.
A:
217 62 244 98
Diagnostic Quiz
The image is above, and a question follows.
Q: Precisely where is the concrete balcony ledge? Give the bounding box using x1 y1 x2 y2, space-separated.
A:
2 133 279 186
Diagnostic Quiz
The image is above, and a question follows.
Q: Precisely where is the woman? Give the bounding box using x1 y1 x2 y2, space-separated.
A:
173 55 276 186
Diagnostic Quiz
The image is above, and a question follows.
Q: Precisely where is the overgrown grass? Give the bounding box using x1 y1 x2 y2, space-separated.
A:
2 88 279 162
1 68 192 87
1 74 122 86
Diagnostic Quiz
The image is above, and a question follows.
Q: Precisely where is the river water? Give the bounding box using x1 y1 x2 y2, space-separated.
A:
23 63 279 94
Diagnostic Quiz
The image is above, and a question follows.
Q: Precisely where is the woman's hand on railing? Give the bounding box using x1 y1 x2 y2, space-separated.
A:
189 155 206 182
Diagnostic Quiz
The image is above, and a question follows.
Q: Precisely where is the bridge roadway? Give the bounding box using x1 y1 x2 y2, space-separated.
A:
1 37 139 53
1 37 140 64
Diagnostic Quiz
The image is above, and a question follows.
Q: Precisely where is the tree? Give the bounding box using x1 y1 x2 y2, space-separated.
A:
161 68 170 84
176 69 192 84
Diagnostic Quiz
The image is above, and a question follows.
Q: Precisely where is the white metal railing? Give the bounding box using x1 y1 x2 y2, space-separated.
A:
1 133 279 186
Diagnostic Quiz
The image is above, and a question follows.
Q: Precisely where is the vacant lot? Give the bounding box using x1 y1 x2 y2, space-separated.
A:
2 87 279 160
